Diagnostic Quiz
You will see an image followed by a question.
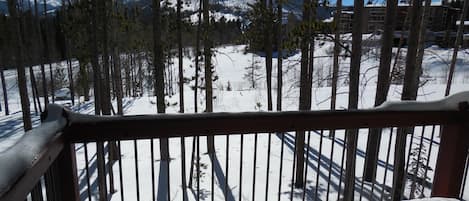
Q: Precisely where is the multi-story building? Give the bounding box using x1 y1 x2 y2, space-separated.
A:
337 3 459 34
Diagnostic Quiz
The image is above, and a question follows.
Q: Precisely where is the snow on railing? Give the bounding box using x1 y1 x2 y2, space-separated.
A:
0 105 67 199
376 91 469 111
1 92 469 201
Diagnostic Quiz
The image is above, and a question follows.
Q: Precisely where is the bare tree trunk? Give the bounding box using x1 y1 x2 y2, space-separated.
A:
194 1 202 114
153 0 169 160
91 0 107 199
363 0 397 182
177 0 184 113
264 0 273 111
392 0 423 199
8 0 32 131
29 68 38 115
415 0 431 72
67 56 75 105
204 0 215 154
0 68 8 115
188 1 203 187
59 1 75 105
33 0 49 108
330 0 342 113
79 61 90 101
43 0 54 103
29 66 42 114
100 0 112 116
295 0 312 188
113 52 123 115
276 0 282 111
343 0 363 199
445 0 469 96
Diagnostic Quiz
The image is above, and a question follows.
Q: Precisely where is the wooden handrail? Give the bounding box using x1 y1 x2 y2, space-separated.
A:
65 109 468 142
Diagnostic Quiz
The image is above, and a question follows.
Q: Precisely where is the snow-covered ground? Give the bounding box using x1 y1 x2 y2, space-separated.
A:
1 38 469 201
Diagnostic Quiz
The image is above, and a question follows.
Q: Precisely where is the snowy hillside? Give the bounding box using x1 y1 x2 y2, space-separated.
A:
1 36 469 201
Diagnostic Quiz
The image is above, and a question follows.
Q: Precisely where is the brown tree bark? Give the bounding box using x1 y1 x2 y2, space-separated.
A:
153 0 169 160
295 0 313 188
264 0 273 111
43 0 55 103
33 0 49 108
343 0 363 199
204 0 215 154
392 0 423 199
178 0 184 113
0 68 8 115
8 0 32 131
445 0 469 96
330 0 342 113
363 0 398 182
276 0 283 111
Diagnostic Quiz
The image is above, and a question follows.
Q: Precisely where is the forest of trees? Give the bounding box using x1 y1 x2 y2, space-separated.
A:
1 0 469 200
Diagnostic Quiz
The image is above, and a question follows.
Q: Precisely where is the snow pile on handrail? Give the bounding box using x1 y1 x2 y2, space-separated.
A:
0 104 67 198
375 91 469 111
406 198 459 201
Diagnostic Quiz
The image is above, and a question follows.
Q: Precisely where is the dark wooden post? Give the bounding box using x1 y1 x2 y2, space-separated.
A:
56 143 80 201
432 103 469 198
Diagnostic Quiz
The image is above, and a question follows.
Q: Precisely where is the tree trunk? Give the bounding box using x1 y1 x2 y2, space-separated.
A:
392 0 423 199
330 0 342 113
43 0 54 103
445 0 469 96
295 0 313 188
264 0 273 111
100 0 112 116
363 0 397 182
415 0 431 72
194 1 202 114
188 1 203 187
8 0 32 131
91 1 107 199
276 0 282 111
0 68 8 115
153 0 169 160
78 60 90 101
33 0 49 108
177 0 184 113
204 0 215 154
29 66 42 114
343 0 363 199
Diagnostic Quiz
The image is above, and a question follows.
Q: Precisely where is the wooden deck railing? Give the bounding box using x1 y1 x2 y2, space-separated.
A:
0 93 468 201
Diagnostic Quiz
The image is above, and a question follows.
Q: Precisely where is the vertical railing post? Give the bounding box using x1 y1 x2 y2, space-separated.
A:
432 103 469 198
56 143 79 201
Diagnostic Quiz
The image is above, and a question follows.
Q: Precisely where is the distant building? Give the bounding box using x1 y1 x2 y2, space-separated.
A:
334 3 462 46
337 3 459 33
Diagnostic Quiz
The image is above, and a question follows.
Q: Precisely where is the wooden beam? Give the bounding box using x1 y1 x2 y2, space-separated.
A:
65 110 467 142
